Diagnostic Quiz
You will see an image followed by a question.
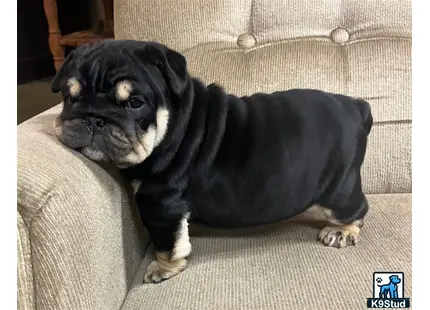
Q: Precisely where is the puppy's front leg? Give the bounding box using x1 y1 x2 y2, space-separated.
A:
138 203 191 284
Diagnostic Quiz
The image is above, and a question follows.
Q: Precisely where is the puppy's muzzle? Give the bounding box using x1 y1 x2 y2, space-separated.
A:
54 115 135 163
83 117 106 134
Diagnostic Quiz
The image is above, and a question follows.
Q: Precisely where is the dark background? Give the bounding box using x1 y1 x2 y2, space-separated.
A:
17 0 90 84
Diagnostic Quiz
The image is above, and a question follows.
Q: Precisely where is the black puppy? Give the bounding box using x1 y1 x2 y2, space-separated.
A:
52 39 373 283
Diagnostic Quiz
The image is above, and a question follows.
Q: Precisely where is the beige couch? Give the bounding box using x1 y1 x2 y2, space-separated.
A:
18 0 411 309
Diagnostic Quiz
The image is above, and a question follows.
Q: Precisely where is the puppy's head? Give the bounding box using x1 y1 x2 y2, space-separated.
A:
52 40 189 168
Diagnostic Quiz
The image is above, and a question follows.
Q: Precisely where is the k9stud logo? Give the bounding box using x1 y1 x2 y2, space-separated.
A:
367 272 410 308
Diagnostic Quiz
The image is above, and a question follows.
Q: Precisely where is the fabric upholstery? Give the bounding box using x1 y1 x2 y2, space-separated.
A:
17 105 148 309
17 0 411 309
18 213 34 310
115 0 412 194
122 194 412 310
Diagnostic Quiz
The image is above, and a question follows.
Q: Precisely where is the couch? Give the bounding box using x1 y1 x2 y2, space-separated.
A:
17 0 411 309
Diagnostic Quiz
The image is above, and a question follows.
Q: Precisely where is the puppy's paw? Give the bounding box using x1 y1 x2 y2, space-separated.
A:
144 260 174 283
318 225 359 248
143 256 187 284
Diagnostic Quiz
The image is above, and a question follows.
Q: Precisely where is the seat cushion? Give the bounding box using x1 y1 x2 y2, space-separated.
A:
121 194 411 310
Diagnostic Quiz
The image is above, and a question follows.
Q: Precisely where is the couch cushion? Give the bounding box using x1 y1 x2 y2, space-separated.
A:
114 0 411 193
121 194 411 310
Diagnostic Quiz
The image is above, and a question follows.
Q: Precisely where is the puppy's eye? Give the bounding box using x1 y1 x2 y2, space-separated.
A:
127 98 144 109
64 95 74 103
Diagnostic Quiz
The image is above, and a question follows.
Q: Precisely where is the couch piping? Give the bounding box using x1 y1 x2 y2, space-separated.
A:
18 208 36 310
18 190 58 310
181 35 411 55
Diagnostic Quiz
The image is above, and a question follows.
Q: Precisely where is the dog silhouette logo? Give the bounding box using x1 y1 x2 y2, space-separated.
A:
377 275 401 298
367 272 410 308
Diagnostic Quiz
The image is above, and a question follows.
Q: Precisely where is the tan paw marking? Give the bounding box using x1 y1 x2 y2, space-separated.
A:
144 253 187 284
318 223 361 248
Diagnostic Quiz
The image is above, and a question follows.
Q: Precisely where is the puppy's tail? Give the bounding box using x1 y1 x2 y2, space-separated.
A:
355 99 373 136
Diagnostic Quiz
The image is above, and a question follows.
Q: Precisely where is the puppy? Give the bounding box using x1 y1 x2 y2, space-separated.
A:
52 39 373 284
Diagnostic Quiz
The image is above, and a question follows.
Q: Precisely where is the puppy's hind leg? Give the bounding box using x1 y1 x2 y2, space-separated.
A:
317 169 369 248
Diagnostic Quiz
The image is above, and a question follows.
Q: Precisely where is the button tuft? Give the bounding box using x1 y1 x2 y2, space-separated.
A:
330 28 350 44
237 33 256 48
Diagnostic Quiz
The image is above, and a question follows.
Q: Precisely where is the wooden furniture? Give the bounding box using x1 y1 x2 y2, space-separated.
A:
43 0 114 71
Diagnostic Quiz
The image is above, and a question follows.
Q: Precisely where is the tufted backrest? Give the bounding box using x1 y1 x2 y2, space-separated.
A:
114 0 411 194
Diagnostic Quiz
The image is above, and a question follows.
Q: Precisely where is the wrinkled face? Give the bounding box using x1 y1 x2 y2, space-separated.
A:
52 40 187 168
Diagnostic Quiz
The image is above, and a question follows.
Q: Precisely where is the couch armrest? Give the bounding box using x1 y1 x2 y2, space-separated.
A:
17 104 148 310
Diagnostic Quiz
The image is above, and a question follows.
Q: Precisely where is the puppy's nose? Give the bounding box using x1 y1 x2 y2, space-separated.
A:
85 117 105 131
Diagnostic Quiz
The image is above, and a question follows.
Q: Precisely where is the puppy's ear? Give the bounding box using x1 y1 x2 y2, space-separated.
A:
51 51 77 93
136 44 188 96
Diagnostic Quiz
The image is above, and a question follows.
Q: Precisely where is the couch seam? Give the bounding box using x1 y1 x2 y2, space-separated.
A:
373 119 411 126
28 220 38 310
252 36 412 50
341 44 350 96
18 209 37 310
250 0 255 34
119 239 152 310
29 206 65 310
17 183 61 224
18 191 58 310
180 36 411 54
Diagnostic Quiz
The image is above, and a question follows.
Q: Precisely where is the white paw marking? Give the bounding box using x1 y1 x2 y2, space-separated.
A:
171 212 191 260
